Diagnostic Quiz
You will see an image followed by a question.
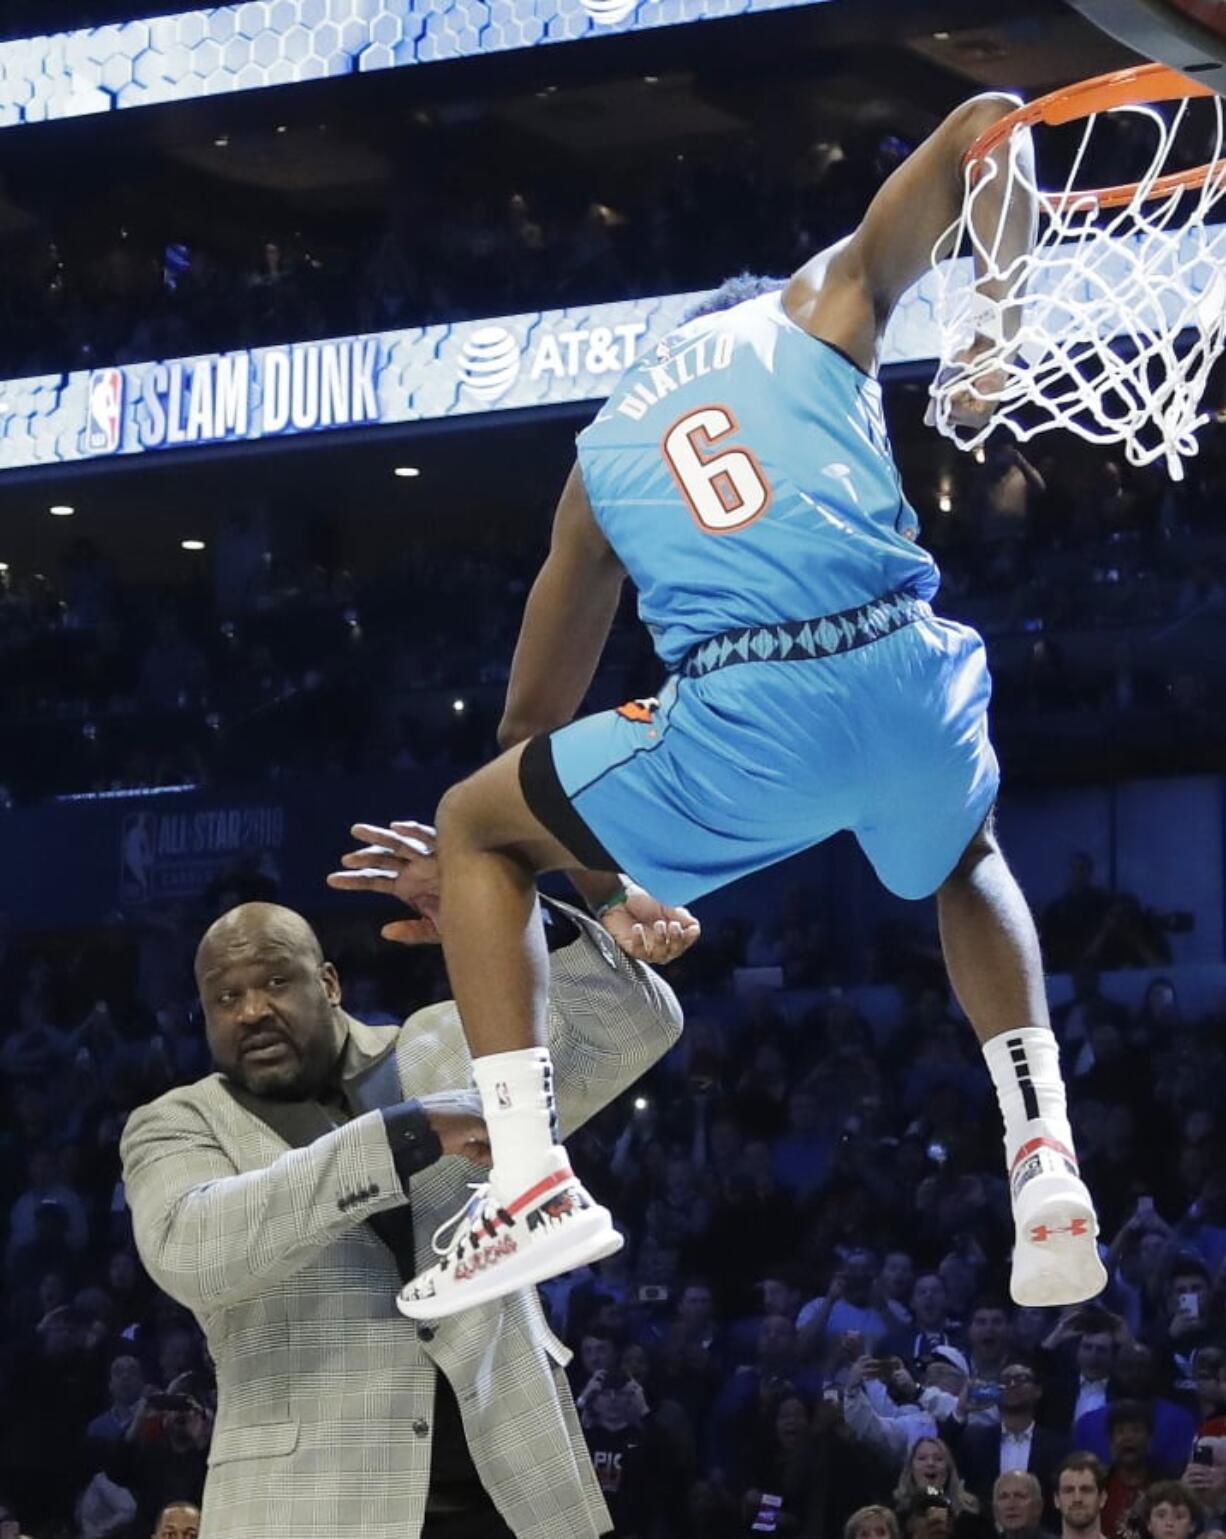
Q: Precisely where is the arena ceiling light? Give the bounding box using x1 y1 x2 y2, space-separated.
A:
49 503 74 516
393 466 421 478
181 538 206 551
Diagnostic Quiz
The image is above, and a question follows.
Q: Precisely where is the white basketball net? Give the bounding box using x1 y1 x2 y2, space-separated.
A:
928 93 1226 481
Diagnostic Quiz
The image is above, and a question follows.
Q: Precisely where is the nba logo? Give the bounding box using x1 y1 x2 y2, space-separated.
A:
86 368 124 454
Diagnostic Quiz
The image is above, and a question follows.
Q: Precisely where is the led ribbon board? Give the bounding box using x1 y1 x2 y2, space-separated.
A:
0 0 829 128
4 232 1213 473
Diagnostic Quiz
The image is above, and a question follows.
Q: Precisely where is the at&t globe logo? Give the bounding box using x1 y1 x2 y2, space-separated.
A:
580 0 639 24
458 326 522 403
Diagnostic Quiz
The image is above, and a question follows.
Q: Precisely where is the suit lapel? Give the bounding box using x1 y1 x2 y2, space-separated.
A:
219 1034 420 1283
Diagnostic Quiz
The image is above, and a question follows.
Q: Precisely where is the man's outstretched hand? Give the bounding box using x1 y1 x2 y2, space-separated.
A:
601 885 701 965
328 819 702 965
326 820 443 945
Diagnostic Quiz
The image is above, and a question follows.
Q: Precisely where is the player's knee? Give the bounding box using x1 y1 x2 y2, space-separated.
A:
435 776 486 855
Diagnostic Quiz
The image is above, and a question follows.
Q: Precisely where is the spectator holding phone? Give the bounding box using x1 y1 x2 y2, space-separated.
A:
1181 1439 1226 1531
111 1374 212 1536
711 1316 823 1471
965 1301 1014 1428
1161 1256 1217 1358
844 1350 967 1464
580 1371 662 1538
738 1392 823 1537
894 1438 990 1539
954 1362 1069 1521
1039 1309 1126 1435
798 1253 892 1358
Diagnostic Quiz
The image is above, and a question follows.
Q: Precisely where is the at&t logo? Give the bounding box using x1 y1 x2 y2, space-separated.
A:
458 327 522 403
457 321 647 406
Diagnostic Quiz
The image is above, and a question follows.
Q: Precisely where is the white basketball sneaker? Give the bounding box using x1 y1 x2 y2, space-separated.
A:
397 1160 622 1321
1008 1135 1107 1307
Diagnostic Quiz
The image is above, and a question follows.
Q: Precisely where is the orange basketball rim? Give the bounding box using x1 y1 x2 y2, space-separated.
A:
965 61 1224 210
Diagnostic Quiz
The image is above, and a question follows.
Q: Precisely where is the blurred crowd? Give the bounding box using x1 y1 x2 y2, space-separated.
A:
0 134 886 382
1 426 1224 807
1 858 1225 1537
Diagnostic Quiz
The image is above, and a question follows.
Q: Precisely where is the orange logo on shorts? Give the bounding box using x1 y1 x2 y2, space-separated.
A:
616 698 656 724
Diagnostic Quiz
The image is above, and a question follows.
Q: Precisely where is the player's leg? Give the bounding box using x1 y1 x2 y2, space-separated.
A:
938 818 1107 1307
397 742 624 1321
854 617 1104 1307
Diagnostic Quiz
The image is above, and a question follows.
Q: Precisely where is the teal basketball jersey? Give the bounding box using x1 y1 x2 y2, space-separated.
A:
576 290 940 669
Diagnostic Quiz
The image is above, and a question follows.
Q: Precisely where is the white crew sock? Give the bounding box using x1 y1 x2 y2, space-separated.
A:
982 1026 1081 1205
472 1047 566 1200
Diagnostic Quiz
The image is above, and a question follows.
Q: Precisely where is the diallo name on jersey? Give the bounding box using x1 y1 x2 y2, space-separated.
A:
612 332 735 422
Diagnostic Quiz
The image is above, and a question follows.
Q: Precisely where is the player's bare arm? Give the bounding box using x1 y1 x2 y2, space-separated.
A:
784 93 1037 373
498 461 625 750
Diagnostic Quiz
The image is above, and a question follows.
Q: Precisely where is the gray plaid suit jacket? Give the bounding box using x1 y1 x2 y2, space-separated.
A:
121 902 682 1539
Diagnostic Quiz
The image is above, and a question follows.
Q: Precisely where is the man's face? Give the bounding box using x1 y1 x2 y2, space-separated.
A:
995 1476 1041 1534
758 1314 795 1365
154 1504 201 1539
1057 1470 1106 1531
913 1275 947 1325
1147 1502 1194 1539
679 1285 713 1328
1001 1364 1041 1417
581 1336 615 1376
853 1518 895 1539
882 1252 915 1300
761 1279 796 1318
1109 1418 1150 1466
1078 1333 1115 1381
199 914 343 1100
970 1307 1008 1354
110 1355 144 1406
593 1387 629 1432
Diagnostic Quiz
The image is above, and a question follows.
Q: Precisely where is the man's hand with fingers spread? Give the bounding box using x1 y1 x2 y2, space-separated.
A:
326 820 444 945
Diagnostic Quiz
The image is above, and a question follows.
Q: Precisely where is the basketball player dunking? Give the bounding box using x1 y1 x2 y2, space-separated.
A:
396 92 1107 1320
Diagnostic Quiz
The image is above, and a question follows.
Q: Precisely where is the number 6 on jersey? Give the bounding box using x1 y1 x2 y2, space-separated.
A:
662 405 773 534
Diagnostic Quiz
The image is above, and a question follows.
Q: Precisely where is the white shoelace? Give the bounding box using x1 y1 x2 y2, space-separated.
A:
429 1183 515 1266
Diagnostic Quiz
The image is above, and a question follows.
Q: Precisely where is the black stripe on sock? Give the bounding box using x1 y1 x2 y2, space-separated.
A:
1007 1035 1040 1121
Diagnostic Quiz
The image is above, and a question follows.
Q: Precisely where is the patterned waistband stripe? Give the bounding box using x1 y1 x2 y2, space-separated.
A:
680 591 930 679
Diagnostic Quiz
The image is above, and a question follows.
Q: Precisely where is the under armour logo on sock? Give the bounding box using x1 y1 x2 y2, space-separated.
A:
1030 1218 1091 1242
495 1082 512 1110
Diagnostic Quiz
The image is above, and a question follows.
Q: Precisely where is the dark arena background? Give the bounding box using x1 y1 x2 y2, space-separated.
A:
1 2 1226 1537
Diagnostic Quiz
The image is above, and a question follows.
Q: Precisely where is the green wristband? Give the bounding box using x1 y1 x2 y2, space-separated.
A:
594 886 629 921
